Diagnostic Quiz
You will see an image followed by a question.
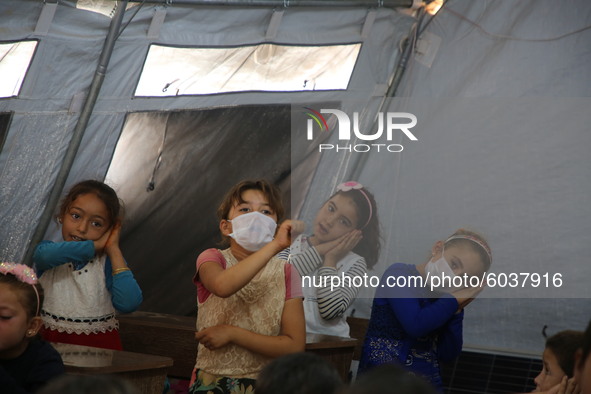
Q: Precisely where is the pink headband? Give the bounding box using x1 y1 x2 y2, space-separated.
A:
336 181 373 229
0 262 41 316
445 235 492 263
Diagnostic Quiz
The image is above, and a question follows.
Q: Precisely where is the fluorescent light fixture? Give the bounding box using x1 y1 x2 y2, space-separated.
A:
425 0 443 15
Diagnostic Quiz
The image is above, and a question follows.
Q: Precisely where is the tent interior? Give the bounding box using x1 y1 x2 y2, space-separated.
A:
1 0 590 392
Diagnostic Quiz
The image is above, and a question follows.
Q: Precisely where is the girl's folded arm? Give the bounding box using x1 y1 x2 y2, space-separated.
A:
437 310 464 362
229 298 306 357
388 295 459 338
33 240 95 274
316 257 365 320
287 247 324 276
199 240 284 298
108 270 143 313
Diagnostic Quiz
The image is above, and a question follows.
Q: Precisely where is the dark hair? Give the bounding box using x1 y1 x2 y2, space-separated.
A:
330 187 381 268
546 330 585 377
0 272 44 320
256 352 343 394
443 228 492 272
216 178 285 238
350 364 436 394
580 319 591 367
57 180 122 227
38 375 138 394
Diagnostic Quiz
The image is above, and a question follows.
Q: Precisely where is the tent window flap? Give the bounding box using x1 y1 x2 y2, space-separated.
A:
135 43 361 97
0 41 37 98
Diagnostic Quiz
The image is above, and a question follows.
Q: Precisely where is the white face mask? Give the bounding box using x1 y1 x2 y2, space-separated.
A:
228 211 277 252
425 249 457 292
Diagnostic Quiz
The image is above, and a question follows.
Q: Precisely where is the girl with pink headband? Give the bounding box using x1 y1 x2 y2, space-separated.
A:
0 262 64 392
358 229 492 392
283 181 381 337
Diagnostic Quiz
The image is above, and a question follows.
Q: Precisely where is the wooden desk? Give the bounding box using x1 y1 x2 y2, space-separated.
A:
305 333 356 381
119 312 197 378
53 342 172 394
118 312 356 382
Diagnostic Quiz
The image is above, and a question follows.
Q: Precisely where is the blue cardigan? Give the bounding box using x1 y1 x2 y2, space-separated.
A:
34 240 143 313
358 263 463 392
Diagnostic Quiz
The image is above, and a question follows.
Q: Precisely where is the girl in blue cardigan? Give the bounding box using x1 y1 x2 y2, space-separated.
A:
358 229 492 392
34 180 142 350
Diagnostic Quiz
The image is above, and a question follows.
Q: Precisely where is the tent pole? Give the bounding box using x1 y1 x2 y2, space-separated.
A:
23 1 129 266
139 0 413 7
347 7 425 181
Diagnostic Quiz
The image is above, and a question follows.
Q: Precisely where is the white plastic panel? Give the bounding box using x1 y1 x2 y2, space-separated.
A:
0 41 37 98
135 43 361 96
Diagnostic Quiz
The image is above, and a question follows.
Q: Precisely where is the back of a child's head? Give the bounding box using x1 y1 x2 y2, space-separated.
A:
545 330 585 377
444 228 492 272
217 179 285 222
350 364 436 394
582 319 591 366
256 352 343 394
0 263 44 320
332 183 381 268
58 180 121 226
37 374 138 394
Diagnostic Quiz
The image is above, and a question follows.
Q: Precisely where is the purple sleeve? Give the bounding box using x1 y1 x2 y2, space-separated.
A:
382 264 460 338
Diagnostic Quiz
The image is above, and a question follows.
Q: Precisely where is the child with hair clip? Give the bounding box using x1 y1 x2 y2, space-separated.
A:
531 330 583 394
33 180 143 350
0 262 65 393
358 229 492 392
190 179 305 394
281 181 381 337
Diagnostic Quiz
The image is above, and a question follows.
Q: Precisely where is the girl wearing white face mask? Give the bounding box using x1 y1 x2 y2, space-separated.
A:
190 180 305 394
358 229 492 393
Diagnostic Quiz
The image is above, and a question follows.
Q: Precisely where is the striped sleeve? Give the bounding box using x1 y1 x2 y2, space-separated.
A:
317 256 367 320
285 246 323 276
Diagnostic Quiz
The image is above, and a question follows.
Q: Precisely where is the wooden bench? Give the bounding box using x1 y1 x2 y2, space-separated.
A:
53 342 172 394
118 311 357 381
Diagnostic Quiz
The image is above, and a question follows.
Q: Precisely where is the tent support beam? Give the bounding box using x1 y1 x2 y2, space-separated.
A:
347 7 425 181
23 1 129 265
139 0 414 7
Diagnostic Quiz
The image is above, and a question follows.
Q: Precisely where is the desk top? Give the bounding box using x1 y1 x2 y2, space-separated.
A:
53 342 173 374
305 333 357 349
118 312 357 349
119 311 196 330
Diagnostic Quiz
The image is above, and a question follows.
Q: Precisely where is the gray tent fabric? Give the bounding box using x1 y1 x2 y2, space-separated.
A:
1 0 590 356
0 1 412 310
294 1 591 354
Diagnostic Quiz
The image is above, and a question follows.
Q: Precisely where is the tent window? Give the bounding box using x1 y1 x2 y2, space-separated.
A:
135 43 361 97
0 41 37 98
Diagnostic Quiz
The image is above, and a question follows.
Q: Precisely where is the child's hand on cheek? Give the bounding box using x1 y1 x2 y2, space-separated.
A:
94 228 112 255
195 325 235 350
324 230 362 268
549 376 579 394
104 220 121 253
